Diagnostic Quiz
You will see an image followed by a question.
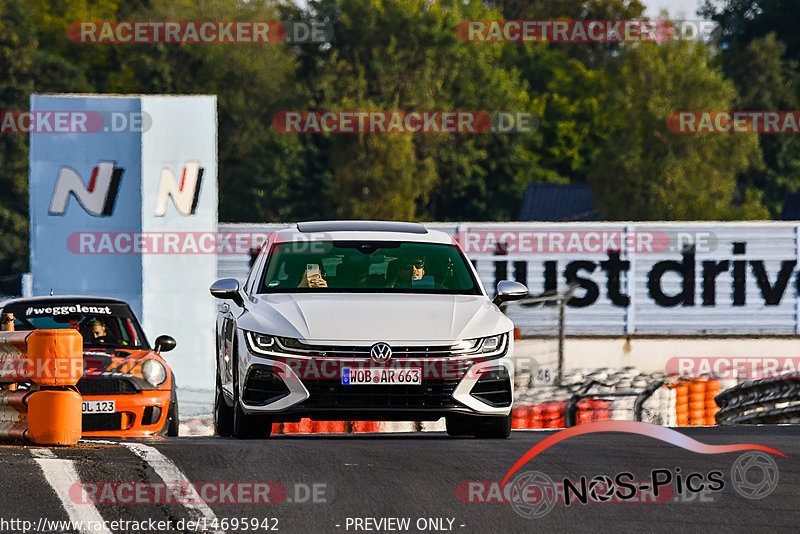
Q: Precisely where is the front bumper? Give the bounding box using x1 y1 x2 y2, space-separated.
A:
80 389 172 438
236 333 514 421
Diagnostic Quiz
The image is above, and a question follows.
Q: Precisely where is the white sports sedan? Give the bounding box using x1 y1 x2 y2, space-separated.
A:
210 220 528 439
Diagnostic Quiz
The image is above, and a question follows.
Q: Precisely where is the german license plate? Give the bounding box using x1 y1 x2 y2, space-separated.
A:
342 368 421 385
82 400 115 414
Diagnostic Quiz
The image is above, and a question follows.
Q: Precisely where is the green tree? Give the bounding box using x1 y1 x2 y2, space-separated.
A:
0 0 34 278
588 39 767 220
103 0 304 223
701 1 800 215
287 0 537 221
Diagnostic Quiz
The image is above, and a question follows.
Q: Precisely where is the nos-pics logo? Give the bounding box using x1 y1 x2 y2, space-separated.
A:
48 160 203 217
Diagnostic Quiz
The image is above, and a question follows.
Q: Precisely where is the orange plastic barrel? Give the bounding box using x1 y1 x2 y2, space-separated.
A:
25 329 83 387
26 389 82 445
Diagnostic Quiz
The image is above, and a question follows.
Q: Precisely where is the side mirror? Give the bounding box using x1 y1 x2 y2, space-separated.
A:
154 335 176 353
493 280 529 306
209 278 244 306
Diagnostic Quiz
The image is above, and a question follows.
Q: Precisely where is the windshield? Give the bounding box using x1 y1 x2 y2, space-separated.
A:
258 241 480 294
1 301 150 350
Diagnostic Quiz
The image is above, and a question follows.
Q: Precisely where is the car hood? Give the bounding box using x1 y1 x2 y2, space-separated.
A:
238 293 511 344
81 348 167 385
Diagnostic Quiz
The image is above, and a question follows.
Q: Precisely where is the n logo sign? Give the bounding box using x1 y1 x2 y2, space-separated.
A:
48 161 123 216
154 161 204 217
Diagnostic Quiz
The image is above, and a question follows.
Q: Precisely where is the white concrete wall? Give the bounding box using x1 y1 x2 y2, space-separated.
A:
515 336 800 375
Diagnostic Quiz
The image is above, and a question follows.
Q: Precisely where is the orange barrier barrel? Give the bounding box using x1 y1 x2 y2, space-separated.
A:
671 382 690 426
703 379 721 426
688 379 707 425
26 389 82 445
0 330 83 445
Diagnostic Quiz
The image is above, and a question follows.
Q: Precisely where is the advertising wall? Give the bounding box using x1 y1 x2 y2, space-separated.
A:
218 222 800 337
29 94 218 390
459 223 800 336
29 95 144 311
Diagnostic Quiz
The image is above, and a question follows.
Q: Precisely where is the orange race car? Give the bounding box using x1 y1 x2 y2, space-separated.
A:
0 296 179 437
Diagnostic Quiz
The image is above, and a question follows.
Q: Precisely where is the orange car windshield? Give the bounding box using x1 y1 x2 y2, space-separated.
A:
1 302 150 350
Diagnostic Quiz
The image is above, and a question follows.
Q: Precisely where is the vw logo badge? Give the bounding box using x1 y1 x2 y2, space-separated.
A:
370 342 392 364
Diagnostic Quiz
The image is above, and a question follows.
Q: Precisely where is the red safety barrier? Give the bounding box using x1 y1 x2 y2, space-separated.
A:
352 421 383 433
0 329 83 445
512 405 530 429
511 402 566 429
273 419 382 435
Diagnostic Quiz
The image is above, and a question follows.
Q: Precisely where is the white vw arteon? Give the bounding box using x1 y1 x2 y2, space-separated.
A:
210 221 528 439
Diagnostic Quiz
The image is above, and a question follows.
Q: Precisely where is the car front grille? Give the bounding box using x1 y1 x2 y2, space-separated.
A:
302 379 461 409
82 413 122 431
77 378 139 396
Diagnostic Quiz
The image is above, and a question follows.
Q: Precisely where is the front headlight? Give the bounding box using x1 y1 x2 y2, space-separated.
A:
451 339 481 352
452 333 507 356
141 359 167 387
245 331 276 355
480 334 503 353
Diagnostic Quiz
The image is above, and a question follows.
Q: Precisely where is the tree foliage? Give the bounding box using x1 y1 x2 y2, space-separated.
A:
701 0 800 215
0 0 794 284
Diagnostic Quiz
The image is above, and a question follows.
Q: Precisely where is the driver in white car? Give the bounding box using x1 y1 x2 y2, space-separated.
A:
392 256 426 287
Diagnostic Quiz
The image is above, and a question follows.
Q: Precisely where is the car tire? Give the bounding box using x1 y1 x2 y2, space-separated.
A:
214 375 234 437
473 414 512 439
445 415 472 437
231 343 272 439
232 400 272 439
166 395 179 437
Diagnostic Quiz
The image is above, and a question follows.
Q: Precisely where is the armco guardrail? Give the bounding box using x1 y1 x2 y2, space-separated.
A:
0 329 83 445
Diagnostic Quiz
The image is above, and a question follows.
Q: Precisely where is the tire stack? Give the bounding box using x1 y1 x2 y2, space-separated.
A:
542 402 566 428
510 368 670 429
512 405 541 429
575 399 611 424
715 375 800 425
669 378 721 426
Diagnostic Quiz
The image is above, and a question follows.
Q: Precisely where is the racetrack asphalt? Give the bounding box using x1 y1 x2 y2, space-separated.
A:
1 426 798 533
